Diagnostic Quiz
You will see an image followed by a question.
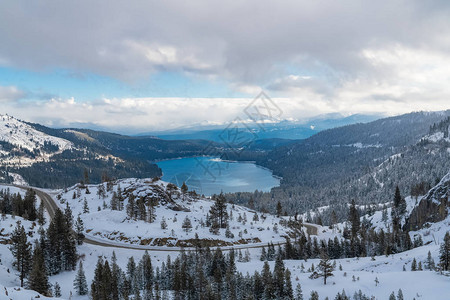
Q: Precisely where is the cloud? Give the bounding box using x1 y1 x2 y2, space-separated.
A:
1 1 450 83
1 1 450 129
0 86 25 102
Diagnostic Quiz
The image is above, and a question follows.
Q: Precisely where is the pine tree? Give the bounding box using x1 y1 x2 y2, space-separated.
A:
260 247 267 261
389 292 396 300
348 199 360 239
111 191 119 211
397 289 404 300
37 201 45 226
75 214 85 245
83 198 89 213
64 202 74 228
182 216 193 232
9 222 32 287
23 189 37 221
284 268 294 299
262 261 274 299
127 194 136 219
425 251 435 270
391 186 406 233
91 257 104 300
209 193 229 228
295 283 303 300
74 261 88 296
309 291 319 300
440 231 450 271
316 252 334 285
276 201 283 217
110 252 120 300
273 254 285 298
28 242 49 296
53 282 62 297
181 182 188 200
46 208 77 274
411 258 417 271
141 251 153 293
160 217 168 229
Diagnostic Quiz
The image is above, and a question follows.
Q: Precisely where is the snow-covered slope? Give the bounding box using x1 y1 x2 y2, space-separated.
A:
0 114 72 167
0 115 72 152
56 178 295 248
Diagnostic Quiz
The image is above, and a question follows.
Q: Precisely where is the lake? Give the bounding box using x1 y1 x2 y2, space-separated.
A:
157 156 280 196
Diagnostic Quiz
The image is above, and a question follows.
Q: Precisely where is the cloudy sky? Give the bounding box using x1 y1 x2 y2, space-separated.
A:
1 0 450 133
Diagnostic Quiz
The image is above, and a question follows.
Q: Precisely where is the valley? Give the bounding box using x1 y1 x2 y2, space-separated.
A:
1 112 450 299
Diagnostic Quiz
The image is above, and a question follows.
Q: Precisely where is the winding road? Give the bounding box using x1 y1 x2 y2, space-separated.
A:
8 184 318 252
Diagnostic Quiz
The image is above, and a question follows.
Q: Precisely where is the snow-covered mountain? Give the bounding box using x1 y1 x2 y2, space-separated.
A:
0 114 73 167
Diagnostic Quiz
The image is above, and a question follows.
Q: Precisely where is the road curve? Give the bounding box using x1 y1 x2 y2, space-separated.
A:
7 184 318 252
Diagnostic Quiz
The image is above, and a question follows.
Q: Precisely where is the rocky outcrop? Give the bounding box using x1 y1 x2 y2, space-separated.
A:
406 171 450 231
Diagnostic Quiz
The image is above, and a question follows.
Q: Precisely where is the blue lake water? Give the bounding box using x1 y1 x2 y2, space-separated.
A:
157 157 280 196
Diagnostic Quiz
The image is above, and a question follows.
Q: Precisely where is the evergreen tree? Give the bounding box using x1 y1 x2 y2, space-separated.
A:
74 261 88 296
391 186 406 232
273 254 285 298
440 231 450 271
28 242 49 296
276 201 283 217
181 182 188 200
64 202 74 228
75 214 85 245
46 208 77 274
411 258 417 271
53 282 62 297
262 261 274 299
111 191 119 211
182 216 193 232
425 250 435 270
209 193 229 228
284 268 294 299
295 283 303 300
312 252 334 285
397 289 404 300
160 216 168 229
91 257 104 300
110 252 120 300
23 189 37 221
127 194 136 220
309 291 319 300
9 222 32 287
141 251 153 293
348 199 360 239
83 198 89 213
37 201 45 226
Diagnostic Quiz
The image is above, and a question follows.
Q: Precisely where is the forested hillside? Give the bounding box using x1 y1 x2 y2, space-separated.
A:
226 111 450 223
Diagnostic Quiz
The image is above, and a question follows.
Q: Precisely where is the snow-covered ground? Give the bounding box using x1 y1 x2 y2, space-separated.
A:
1 217 448 300
1 182 450 299
55 179 293 247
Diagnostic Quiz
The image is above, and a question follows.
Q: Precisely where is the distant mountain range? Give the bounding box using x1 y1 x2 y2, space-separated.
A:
139 113 380 141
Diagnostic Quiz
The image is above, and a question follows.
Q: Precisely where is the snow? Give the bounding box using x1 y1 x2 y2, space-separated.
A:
8 173 27 186
1 181 450 299
0 114 73 167
0 114 72 153
56 179 294 248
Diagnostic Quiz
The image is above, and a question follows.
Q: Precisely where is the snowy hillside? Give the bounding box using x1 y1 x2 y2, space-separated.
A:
0 114 72 167
56 178 295 248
